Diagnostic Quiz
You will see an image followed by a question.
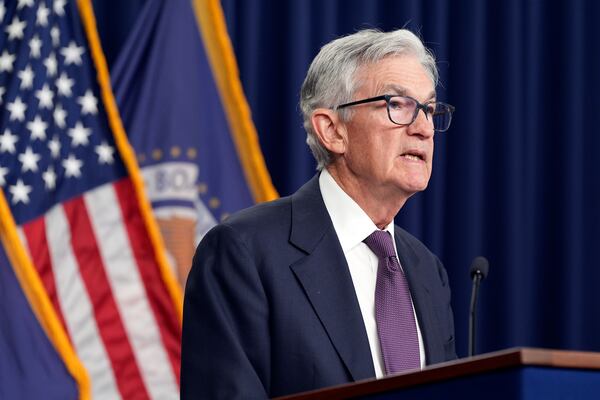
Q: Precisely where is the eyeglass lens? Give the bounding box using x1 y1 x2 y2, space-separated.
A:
388 97 452 132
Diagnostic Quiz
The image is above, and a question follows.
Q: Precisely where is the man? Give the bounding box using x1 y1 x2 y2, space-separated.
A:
181 28 457 399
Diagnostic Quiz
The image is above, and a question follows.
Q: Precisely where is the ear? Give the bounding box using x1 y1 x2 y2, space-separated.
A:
310 108 347 155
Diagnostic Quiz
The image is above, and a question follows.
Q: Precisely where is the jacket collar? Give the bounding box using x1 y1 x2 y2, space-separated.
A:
289 174 376 381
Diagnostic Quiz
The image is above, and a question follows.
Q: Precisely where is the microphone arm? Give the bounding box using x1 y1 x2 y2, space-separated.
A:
468 271 483 357
468 257 489 357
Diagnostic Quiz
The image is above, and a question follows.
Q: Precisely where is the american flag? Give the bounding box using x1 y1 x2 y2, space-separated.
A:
0 1 181 399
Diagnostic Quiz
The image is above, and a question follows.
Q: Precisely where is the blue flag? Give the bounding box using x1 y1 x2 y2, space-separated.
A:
111 0 277 284
0 240 78 399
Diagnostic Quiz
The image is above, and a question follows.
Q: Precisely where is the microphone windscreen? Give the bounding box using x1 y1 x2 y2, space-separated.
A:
469 256 489 280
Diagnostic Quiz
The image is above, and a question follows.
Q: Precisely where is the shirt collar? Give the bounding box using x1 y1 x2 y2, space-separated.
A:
319 168 395 252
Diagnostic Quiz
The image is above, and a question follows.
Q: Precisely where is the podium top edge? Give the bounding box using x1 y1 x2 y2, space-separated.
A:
455 347 600 371
277 347 600 400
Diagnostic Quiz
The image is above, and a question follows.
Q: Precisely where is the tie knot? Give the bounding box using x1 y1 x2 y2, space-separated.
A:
363 230 396 259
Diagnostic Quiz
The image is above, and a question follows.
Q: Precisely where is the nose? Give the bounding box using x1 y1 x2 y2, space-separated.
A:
407 108 434 139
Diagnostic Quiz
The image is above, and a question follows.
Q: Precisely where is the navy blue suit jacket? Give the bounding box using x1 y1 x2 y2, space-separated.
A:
181 175 456 399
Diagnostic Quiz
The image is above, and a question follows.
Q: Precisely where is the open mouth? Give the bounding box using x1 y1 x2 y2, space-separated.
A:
400 151 425 162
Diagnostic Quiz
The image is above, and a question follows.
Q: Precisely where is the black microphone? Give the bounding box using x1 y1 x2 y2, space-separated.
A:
468 256 489 357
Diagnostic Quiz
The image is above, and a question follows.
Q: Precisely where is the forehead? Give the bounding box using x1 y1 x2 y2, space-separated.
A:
356 55 435 101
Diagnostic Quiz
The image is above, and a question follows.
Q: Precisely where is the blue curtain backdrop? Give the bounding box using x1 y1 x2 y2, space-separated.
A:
93 0 600 358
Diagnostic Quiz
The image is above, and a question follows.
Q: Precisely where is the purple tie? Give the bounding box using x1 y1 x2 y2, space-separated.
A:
364 230 420 374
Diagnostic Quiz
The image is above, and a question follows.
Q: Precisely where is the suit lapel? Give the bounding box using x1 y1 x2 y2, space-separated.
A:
288 176 375 381
394 230 444 364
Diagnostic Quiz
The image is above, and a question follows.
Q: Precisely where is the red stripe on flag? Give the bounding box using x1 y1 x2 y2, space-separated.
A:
113 178 181 381
22 217 71 341
62 196 151 400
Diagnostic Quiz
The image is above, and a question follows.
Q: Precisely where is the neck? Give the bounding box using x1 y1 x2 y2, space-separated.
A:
325 164 409 230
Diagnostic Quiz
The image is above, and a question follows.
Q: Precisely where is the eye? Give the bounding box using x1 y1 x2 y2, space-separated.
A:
426 103 437 115
388 97 413 110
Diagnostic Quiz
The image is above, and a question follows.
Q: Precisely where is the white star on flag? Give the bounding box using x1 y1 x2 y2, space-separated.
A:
0 165 8 186
0 129 18 153
61 41 85 65
56 72 74 97
68 122 91 146
5 16 26 40
78 90 98 115
42 166 57 190
50 25 60 46
0 2 5 23
0 50 15 72
29 35 42 58
9 179 32 204
53 0 66 16
44 52 58 76
7 97 27 121
62 154 83 178
48 135 61 158
18 65 35 90
27 115 48 140
53 103 67 128
36 84 54 108
95 142 115 164
17 0 34 9
18 146 41 172
36 3 50 26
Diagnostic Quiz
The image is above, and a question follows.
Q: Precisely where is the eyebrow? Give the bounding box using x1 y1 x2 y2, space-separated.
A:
379 84 436 101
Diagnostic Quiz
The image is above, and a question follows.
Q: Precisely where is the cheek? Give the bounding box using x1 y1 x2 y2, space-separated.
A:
368 140 397 173
346 130 380 160
348 143 380 174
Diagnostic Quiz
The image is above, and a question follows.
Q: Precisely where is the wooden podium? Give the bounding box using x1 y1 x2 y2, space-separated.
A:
277 348 600 399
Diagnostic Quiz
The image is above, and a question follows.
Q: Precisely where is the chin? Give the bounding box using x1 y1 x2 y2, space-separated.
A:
406 184 428 194
392 167 431 193
396 177 430 194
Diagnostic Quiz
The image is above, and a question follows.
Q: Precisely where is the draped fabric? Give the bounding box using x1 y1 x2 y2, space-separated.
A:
108 0 277 285
93 0 600 358
0 1 182 397
0 241 78 400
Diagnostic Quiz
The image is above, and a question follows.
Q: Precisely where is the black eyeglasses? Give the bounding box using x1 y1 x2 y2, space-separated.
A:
334 94 455 132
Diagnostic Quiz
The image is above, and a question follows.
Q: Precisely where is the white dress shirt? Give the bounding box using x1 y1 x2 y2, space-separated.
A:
319 169 426 378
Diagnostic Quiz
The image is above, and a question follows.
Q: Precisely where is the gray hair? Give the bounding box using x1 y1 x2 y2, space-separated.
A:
300 29 439 170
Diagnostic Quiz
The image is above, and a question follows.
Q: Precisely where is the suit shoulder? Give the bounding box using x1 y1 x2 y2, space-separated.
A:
211 195 292 239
